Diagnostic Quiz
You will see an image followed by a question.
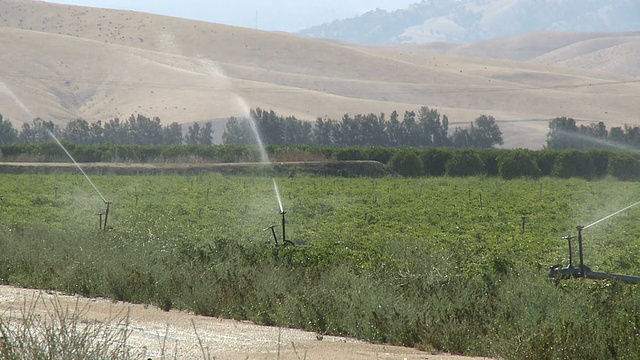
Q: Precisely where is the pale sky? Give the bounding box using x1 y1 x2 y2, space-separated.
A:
44 0 420 32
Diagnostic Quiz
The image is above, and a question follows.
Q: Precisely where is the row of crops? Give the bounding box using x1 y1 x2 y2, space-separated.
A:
1 172 640 359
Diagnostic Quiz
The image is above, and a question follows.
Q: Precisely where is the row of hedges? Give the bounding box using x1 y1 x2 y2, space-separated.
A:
387 148 640 180
2 142 640 180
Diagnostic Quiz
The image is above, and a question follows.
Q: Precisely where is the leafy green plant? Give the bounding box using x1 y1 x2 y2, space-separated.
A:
2 173 640 359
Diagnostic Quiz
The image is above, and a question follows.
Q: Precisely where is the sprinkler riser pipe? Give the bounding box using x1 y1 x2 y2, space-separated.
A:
577 226 585 277
103 202 111 230
281 211 286 244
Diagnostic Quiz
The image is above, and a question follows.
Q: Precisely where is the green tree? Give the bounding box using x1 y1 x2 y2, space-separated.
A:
103 118 128 145
450 128 472 148
199 122 214 145
19 118 58 143
0 114 18 145
469 115 503 148
162 122 184 145
252 108 284 145
185 122 201 145
126 114 163 145
312 117 335 146
222 117 253 145
386 110 403 147
62 118 92 145
283 117 312 145
402 111 421 147
546 117 579 149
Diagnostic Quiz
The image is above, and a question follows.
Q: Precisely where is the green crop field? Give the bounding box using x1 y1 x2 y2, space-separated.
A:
1 172 640 359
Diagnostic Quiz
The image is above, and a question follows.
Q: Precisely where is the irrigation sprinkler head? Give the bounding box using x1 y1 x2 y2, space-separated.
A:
548 225 640 284
103 201 112 230
263 211 298 248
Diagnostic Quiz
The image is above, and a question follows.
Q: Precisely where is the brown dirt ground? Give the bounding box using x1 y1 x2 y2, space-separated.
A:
0 285 493 360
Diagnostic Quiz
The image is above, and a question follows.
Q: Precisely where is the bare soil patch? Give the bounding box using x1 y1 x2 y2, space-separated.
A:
0 285 491 360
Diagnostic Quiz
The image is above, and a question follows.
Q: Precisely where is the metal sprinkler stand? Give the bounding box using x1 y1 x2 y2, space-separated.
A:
95 212 104 229
549 225 640 284
577 225 585 278
263 224 280 247
263 211 295 248
103 201 112 230
280 211 286 246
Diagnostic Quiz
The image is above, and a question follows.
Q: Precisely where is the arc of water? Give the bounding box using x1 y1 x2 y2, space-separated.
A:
583 199 640 230
273 179 284 213
47 130 108 203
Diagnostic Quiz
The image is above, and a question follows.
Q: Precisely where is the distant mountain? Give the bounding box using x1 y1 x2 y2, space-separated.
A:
298 0 640 44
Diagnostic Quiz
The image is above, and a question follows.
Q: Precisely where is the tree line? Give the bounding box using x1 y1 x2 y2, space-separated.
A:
546 116 640 150
224 107 503 149
0 114 213 146
0 107 504 149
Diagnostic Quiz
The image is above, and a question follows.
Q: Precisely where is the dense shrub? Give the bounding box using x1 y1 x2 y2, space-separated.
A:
388 149 423 177
552 150 595 179
445 150 485 177
367 146 395 164
587 149 609 178
498 150 541 179
534 150 558 177
609 153 640 181
336 147 367 161
478 148 501 176
420 148 452 177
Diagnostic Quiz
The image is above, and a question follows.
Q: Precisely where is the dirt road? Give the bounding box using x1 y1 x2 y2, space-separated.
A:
0 285 491 360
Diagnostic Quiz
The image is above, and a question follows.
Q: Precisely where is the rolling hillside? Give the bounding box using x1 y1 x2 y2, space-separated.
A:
0 0 638 148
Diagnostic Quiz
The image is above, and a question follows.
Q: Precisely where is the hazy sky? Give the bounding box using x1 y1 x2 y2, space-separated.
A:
44 0 419 32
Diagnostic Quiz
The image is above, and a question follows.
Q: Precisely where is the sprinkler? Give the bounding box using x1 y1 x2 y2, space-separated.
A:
262 211 295 248
95 212 104 229
548 225 640 284
280 210 286 245
103 201 112 230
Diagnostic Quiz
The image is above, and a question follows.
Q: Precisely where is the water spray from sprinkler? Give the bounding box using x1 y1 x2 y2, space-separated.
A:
47 130 111 229
549 199 640 284
583 199 640 230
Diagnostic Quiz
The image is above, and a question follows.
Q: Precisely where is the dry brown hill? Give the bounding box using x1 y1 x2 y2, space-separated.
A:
0 0 638 148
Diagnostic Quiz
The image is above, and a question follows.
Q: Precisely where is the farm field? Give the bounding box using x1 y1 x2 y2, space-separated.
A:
1 171 640 359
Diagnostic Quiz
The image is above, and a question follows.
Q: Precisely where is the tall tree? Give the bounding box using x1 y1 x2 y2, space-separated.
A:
185 122 201 145
546 116 579 149
222 117 254 145
386 110 403 147
63 118 92 145
199 122 214 145
469 115 503 149
103 118 128 145
312 117 335 146
0 114 18 145
162 122 183 145
19 118 58 143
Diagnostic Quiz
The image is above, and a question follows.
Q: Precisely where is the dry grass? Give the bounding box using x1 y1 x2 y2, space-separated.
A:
0 0 638 148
